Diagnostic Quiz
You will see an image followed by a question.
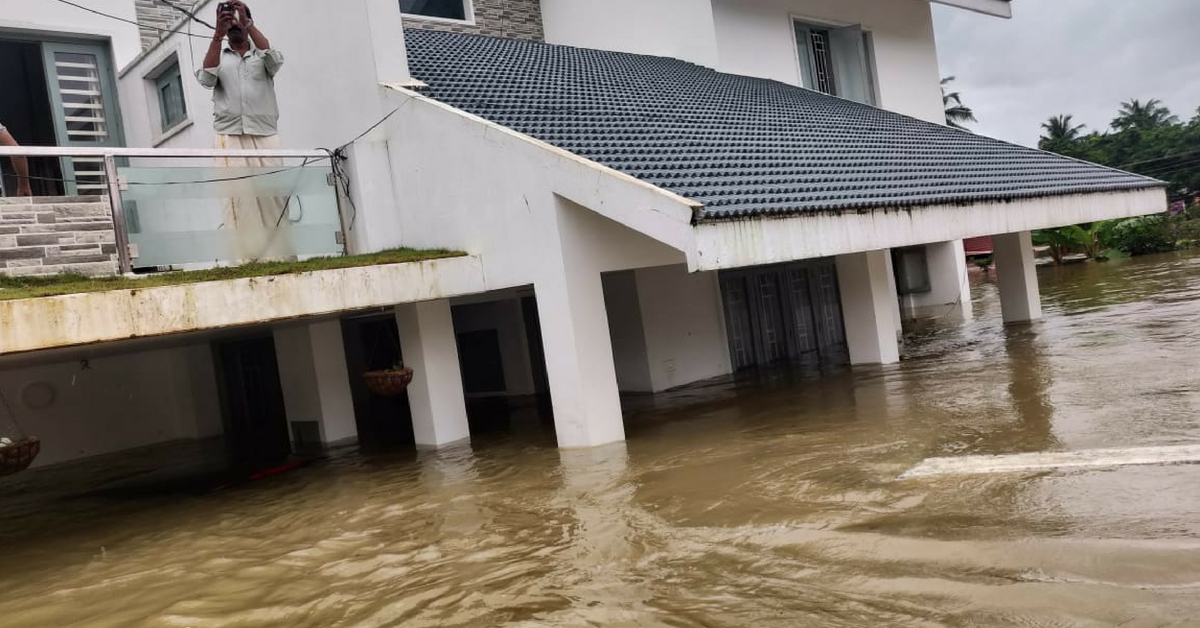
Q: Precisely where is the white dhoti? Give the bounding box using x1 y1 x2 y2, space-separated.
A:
215 133 295 262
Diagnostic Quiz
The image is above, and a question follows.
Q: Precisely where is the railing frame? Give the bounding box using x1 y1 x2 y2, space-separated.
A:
0 147 339 274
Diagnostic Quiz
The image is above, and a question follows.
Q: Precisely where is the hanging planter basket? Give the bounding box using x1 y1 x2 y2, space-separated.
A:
363 367 414 397
0 437 41 478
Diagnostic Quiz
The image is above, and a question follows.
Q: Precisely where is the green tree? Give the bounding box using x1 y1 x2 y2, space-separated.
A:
1032 228 1075 265
941 76 977 130
1039 115 1086 152
1112 98 1179 132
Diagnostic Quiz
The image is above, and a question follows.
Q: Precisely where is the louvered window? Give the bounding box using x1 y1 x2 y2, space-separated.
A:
54 52 110 144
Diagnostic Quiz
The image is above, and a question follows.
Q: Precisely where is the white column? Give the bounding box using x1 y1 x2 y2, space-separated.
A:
273 320 358 445
993 231 1043 324
836 250 901 365
395 299 471 448
536 269 626 448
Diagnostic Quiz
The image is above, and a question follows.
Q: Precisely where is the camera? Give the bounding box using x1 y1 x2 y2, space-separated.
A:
218 2 235 14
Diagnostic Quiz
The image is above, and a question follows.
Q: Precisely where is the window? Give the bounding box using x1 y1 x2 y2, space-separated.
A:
155 62 187 132
794 21 877 106
401 0 469 21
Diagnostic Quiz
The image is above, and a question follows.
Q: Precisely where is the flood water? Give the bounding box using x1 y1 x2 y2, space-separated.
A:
4 251 1200 627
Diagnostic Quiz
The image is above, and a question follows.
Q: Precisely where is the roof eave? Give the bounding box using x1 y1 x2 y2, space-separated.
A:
927 0 1012 18
692 186 1166 272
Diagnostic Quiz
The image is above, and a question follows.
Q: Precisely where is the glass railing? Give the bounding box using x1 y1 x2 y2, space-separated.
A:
0 147 345 275
120 160 342 269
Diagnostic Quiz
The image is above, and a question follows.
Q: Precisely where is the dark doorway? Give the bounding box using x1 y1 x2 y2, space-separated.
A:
342 314 416 450
720 260 849 371
214 336 292 467
457 329 507 394
0 39 64 197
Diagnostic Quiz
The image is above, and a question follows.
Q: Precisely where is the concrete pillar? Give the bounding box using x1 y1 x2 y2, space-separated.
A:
836 250 901 365
395 299 471 448
993 231 1043 324
536 268 626 448
273 320 358 446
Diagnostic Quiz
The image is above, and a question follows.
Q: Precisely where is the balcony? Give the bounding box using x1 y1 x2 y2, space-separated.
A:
0 146 482 355
1 146 350 277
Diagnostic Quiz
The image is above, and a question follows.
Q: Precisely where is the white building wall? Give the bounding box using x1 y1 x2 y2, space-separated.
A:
0 0 142 67
0 343 222 468
710 0 946 122
633 265 731 392
540 0 720 69
384 91 694 291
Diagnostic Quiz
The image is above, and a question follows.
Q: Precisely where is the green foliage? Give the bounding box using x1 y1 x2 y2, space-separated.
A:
942 76 976 130
1033 221 1120 263
1111 216 1177 257
1032 227 1075 264
1038 98 1200 200
1111 99 1179 132
1039 115 1086 154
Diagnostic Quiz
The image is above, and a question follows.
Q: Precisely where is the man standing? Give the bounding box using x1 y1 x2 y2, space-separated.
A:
197 1 290 260
0 122 33 197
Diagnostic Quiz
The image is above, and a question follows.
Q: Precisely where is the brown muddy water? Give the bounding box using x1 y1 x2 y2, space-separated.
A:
3 251 1200 627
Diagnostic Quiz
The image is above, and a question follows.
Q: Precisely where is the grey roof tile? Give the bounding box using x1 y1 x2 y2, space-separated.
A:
404 29 1162 222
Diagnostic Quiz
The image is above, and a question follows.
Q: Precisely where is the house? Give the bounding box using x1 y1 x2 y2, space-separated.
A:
0 0 1164 469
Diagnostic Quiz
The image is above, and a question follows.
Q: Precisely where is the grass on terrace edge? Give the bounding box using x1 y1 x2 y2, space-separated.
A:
0 248 465 302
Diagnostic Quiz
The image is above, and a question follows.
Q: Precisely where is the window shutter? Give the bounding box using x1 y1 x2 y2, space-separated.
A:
829 25 874 105
794 23 817 90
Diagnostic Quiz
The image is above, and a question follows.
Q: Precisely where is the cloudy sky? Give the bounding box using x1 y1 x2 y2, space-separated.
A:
932 0 1200 148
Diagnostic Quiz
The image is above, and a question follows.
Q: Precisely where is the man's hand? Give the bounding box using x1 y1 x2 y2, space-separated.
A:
230 1 252 28
215 13 234 39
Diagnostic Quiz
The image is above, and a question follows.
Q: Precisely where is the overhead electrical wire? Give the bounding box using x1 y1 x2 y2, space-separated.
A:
51 0 212 39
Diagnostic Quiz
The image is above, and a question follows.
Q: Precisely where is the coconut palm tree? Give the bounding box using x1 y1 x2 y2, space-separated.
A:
941 76 977 130
1111 98 1179 131
1038 114 1087 152
1041 115 1085 143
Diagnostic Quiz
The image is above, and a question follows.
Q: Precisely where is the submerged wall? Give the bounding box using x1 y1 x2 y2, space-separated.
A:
0 343 223 468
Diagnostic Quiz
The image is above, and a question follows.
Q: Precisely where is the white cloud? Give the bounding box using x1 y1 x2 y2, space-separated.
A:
933 0 1200 147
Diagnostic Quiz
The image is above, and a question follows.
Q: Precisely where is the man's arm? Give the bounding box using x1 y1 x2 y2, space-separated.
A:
0 129 32 197
198 12 233 88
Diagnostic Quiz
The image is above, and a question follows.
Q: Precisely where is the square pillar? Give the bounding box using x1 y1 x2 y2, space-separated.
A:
395 299 471 448
836 250 901 365
993 231 1043 324
536 269 626 448
273 320 358 447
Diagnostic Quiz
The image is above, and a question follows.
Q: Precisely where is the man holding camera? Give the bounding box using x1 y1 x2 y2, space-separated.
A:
197 1 291 260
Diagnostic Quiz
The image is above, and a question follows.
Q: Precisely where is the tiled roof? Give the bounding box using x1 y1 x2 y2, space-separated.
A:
404 29 1162 222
